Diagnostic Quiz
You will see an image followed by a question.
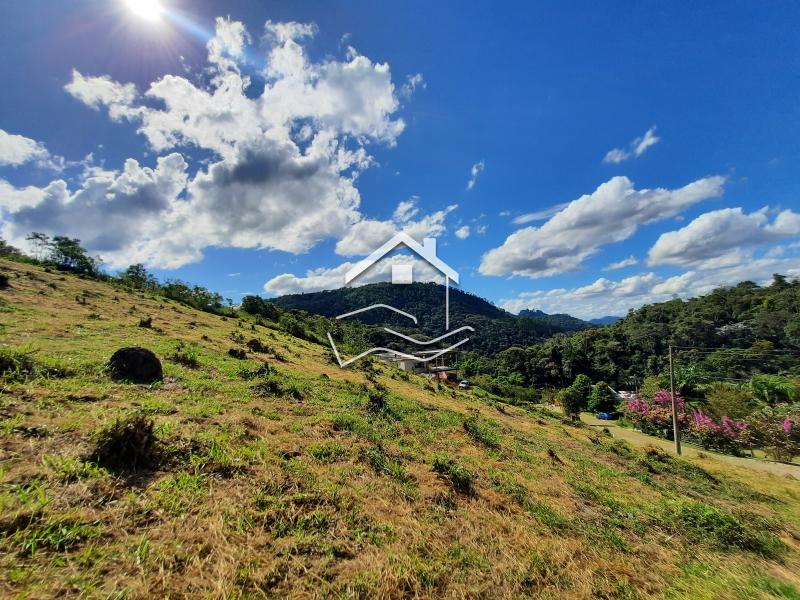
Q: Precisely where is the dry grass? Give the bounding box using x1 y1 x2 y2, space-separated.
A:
1 258 800 599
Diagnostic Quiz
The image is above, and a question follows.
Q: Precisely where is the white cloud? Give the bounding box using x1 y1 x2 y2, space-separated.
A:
603 256 638 271
264 253 443 295
2 154 191 268
5 18 411 269
0 129 51 167
0 179 48 211
500 255 800 320
603 126 660 164
393 197 420 222
335 199 456 256
455 225 470 239
480 175 725 278
401 73 425 98
648 207 800 267
466 160 484 190
511 202 571 225
64 70 138 121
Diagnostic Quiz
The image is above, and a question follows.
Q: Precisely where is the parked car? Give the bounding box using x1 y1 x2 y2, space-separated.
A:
458 380 470 389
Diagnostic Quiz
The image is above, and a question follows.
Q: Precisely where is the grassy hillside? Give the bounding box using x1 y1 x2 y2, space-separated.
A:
2 258 800 599
271 282 591 355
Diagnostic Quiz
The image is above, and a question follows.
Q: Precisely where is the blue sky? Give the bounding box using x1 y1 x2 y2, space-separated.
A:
1 0 799 318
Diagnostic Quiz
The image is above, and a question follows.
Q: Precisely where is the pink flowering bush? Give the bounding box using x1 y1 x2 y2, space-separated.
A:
745 408 800 462
623 388 799 460
622 389 687 438
685 409 748 455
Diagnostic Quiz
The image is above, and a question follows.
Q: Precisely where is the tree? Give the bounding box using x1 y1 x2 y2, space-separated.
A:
121 264 158 290
26 232 50 261
48 236 99 275
0 238 21 257
558 386 584 421
588 381 617 413
571 374 592 404
241 295 279 320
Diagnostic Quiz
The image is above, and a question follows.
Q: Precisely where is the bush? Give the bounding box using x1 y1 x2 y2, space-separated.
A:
746 407 800 462
622 389 687 438
432 455 476 496
89 414 158 472
170 340 200 368
0 346 37 382
704 383 758 419
686 409 748 455
252 373 303 400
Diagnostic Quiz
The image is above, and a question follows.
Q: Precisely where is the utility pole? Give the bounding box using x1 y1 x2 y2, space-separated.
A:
668 344 681 455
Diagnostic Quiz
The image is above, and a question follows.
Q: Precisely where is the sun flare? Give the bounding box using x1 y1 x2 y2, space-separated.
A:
124 0 164 21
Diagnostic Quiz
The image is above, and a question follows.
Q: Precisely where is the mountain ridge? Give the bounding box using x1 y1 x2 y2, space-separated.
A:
269 282 593 354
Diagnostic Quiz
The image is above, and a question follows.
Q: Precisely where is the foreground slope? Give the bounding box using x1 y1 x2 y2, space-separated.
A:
1 259 800 599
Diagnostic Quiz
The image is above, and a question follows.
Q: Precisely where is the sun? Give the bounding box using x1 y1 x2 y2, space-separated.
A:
124 0 165 21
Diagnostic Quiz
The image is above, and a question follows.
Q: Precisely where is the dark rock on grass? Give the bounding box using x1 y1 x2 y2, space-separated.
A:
228 348 247 359
108 347 163 383
0 273 9 289
138 316 152 328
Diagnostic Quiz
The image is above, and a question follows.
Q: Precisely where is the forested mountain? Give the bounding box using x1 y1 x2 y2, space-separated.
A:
271 282 592 354
589 316 622 325
462 275 800 389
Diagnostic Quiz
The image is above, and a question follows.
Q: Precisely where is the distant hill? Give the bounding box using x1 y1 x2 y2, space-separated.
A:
473 274 800 388
518 308 592 330
272 282 592 354
589 315 622 325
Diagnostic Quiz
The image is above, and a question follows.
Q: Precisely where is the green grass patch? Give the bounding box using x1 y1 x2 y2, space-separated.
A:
432 455 476 496
662 499 784 557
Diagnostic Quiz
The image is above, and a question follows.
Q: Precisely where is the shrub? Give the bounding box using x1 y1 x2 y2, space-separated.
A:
622 389 687 438
686 409 747 455
89 414 158 472
228 348 247 360
361 446 413 482
432 455 476 496
170 340 200 368
746 407 800 462
366 385 388 413
0 346 37 382
238 363 271 380
245 338 272 353
704 383 758 419
252 373 303 399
